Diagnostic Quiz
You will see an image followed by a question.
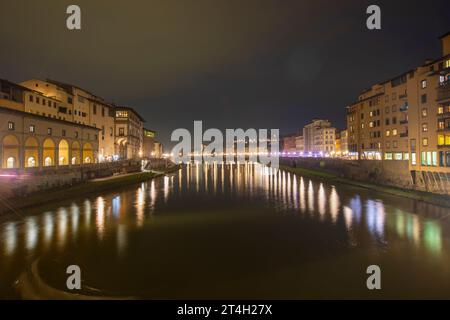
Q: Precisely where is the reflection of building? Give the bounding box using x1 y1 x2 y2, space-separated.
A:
347 31 450 174
0 106 99 168
114 106 144 159
303 119 336 154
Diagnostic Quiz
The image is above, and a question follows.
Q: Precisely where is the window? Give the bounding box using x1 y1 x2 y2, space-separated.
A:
392 105 397 112
385 106 390 113
394 153 402 160
29 125 35 133
427 152 432 166
119 128 125 136
392 129 398 136
392 117 397 124
386 130 390 137
116 111 129 118
369 121 374 128
68 97 73 104
438 135 445 145
386 142 391 148
47 128 52 135
29 95 34 102
393 140 398 148
392 93 397 100
6 157 15 169
42 98 46 105
385 118 390 125
422 123 428 132
421 94 427 103
385 153 393 160
421 80 427 88
438 106 444 114
410 139 416 151
422 138 428 146
62 129 66 137
421 152 426 165
8 122 15 130
411 153 416 165
446 59 450 68
422 108 427 117
75 131 79 138
78 96 85 103
102 107 105 117
93 104 97 115
36 97 40 104
432 152 438 166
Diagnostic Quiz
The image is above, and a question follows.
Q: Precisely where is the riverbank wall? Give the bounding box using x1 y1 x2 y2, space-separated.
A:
0 160 141 199
280 157 450 196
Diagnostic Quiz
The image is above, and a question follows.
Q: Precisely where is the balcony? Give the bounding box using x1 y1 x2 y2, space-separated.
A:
399 104 409 112
437 111 450 118
399 93 407 100
437 80 450 102
400 132 408 138
399 119 408 124
438 144 450 149
437 127 450 132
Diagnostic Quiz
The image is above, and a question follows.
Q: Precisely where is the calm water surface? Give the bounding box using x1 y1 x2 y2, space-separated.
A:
1 163 450 298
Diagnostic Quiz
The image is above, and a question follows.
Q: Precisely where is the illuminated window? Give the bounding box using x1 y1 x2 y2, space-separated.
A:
438 106 444 114
422 123 428 132
384 153 392 160
421 152 426 165
446 59 450 68
422 138 428 146
116 111 128 118
421 80 427 88
29 125 35 133
392 129 398 136
427 152 432 166
432 152 437 166
403 153 409 160
422 108 427 117
411 153 416 165
394 153 402 160
6 157 15 168
386 130 390 137
438 135 445 145
446 135 450 145
8 122 15 130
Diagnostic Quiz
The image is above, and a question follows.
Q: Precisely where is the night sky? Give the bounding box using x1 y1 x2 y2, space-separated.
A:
1 0 449 148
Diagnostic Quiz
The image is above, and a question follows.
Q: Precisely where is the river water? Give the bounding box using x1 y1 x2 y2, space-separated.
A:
1 163 450 299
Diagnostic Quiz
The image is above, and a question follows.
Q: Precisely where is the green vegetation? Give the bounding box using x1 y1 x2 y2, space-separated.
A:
280 164 450 208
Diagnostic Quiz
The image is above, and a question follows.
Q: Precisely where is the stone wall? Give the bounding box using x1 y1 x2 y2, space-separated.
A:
281 157 450 195
0 160 141 199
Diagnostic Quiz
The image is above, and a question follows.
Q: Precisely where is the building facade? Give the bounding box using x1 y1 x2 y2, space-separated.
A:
114 106 144 159
303 119 336 154
346 32 450 181
0 106 99 169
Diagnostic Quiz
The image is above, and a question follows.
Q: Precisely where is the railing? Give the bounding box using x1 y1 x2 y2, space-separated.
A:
399 105 409 112
400 132 408 138
399 119 408 124
437 127 450 132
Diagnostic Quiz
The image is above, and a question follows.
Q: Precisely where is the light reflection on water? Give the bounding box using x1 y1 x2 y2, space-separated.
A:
0 162 449 297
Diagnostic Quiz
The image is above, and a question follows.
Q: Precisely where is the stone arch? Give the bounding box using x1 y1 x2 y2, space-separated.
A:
24 136 39 168
83 142 94 164
2 135 20 168
58 139 69 165
71 141 81 165
43 138 55 166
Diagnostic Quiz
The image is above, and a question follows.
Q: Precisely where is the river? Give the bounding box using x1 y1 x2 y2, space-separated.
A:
1 163 449 298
